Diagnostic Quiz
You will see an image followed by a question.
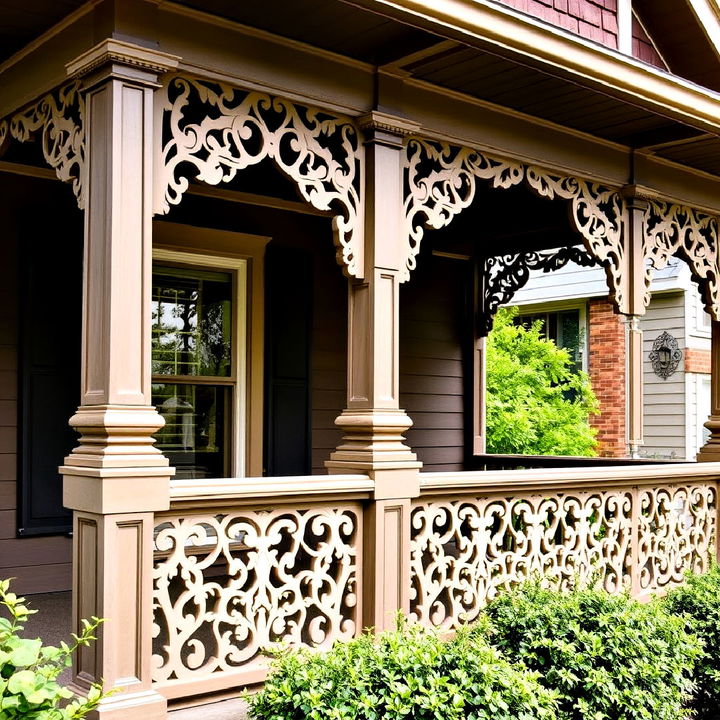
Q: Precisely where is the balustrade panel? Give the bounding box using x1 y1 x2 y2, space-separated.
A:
411 475 717 629
152 498 362 695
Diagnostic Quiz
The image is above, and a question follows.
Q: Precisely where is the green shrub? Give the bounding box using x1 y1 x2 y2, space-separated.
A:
665 565 720 719
486 307 598 456
0 579 105 719
484 583 700 720
248 617 558 720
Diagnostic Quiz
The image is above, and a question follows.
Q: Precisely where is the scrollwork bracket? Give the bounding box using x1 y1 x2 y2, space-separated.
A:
404 138 626 312
479 246 598 335
2 81 85 208
157 75 364 279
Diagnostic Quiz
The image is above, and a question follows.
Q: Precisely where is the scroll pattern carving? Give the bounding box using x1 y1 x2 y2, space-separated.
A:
410 482 716 629
638 484 716 591
645 200 720 320
404 139 626 310
4 81 85 208
480 246 597 334
159 75 363 277
152 504 360 683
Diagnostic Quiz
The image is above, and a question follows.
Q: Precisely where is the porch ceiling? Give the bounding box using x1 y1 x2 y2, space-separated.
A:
169 0 720 177
0 0 86 64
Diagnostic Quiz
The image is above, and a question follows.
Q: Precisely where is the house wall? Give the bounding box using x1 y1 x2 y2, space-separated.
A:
588 298 627 457
639 292 687 460
400 253 470 472
497 0 618 47
0 174 75 595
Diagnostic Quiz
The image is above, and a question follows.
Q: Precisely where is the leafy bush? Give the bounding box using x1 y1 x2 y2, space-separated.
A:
248 617 558 720
0 579 105 719
485 583 700 720
665 565 720 719
486 307 598 456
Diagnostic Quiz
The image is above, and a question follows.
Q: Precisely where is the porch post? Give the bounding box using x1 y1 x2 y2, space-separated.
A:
622 188 648 457
59 41 178 720
326 111 422 631
698 320 720 461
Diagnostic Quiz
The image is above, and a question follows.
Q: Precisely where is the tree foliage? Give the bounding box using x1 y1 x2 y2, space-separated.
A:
486 307 598 456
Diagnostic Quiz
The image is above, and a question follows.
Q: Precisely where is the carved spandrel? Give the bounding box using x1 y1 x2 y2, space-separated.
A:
403 138 627 311
6 81 85 208
479 246 598 335
158 75 364 278
645 199 720 320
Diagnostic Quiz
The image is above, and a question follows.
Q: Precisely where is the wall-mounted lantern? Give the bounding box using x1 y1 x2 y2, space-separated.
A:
649 331 682 379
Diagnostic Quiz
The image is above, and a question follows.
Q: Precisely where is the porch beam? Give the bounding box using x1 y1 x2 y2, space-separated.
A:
59 39 179 720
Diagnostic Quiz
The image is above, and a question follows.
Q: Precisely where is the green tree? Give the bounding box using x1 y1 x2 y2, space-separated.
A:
486 307 598 456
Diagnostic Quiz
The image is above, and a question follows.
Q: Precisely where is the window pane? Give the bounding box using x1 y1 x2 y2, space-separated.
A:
152 267 232 377
153 383 230 478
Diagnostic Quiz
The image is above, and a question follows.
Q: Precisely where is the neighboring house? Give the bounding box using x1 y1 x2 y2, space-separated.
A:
511 258 712 460
2 1 720 717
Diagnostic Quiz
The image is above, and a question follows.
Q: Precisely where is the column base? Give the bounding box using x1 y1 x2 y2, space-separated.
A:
327 408 420 467
698 418 720 461
85 689 167 720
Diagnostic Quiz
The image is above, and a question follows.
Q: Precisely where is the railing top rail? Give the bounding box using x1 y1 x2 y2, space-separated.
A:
166 474 373 507
419 461 720 495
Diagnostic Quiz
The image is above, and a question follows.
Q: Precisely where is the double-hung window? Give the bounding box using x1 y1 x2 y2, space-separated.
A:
151 252 247 479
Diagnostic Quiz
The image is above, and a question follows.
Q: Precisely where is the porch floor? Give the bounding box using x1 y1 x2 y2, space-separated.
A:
170 699 248 719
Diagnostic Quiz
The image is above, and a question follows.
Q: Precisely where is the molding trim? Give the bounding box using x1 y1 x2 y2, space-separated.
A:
404 137 626 311
479 246 598 335
156 74 365 279
66 38 181 80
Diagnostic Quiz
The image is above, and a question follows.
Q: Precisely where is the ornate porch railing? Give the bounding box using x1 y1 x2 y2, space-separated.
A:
151 475 371 700
411 465 718 629
151 464 719 701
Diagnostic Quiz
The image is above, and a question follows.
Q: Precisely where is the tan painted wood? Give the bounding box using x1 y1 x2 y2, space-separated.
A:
59 41 179 720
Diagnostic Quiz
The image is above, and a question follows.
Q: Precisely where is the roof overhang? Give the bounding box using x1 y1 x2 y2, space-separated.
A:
344 0 720 135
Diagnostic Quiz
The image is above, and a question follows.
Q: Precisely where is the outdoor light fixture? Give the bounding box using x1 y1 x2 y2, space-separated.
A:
649 331 682 379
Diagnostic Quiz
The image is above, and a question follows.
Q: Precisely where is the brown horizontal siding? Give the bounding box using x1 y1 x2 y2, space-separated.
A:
310 253 346 474
0 182 72 594
400 254 470 472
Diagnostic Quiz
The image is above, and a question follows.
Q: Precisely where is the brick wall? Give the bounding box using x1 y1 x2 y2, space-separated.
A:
685 348 711 375
588 299 627 457
498 0 618 48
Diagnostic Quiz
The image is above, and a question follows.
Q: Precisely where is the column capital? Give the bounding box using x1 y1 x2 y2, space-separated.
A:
66 38 181 88
620 184 654 209
358 110 421 146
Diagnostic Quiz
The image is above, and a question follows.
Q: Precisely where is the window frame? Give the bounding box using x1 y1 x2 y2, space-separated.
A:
152 249 248 477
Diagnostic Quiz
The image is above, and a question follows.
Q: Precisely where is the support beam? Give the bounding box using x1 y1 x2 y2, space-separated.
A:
59 40 179 720
327 110 421 631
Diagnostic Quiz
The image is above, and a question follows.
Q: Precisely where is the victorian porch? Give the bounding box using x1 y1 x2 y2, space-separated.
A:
1 1 720 718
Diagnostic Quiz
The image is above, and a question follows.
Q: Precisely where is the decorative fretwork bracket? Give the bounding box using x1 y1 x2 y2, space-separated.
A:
478 246 598 335
404 138 626 312
157 75 364 279
644 199 720 320
0 81 85 208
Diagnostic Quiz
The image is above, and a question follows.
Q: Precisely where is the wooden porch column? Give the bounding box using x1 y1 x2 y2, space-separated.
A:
622 188 648 457
698 320 720 461
326 111 421 631
59 41 178 720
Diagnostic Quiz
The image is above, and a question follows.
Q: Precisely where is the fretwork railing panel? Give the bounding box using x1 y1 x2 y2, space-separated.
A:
410 479 717 629
152 500 362 692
